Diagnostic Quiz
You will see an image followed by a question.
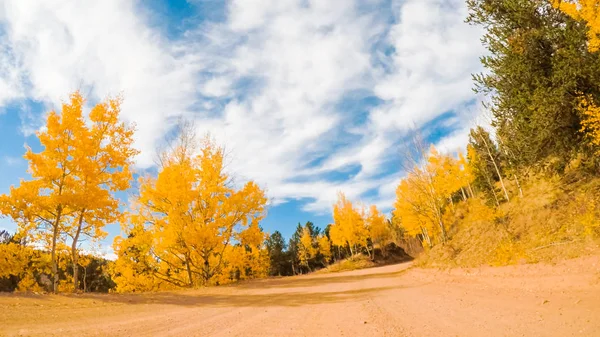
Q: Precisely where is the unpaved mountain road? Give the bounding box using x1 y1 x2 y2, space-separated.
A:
1 256 599 337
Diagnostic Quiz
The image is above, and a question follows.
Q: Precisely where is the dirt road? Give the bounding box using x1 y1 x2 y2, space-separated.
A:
1 256 599 337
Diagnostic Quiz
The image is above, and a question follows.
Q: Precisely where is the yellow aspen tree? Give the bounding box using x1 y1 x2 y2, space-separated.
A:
393 178 435 247
67 93 137 292
467 144 500 207
0 241 31 279
395 136 448 244
366 205 390 255
393 146 466 246
235 221 270 281
127 134 267 288
576 96 600 155
356 205 372 258
0 93 87 293
329 221 345 253
111 215 161 292
428 148 464 208
297 226 315 271
458 152 475 199
552 0 600 52
0 92 137 293
332 192 365 255
78 254 92 292
317 235 332 264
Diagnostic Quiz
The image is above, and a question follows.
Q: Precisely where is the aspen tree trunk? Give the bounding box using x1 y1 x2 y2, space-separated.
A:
365 244 373 260
186 258 193 287
478 131 509 202
51 207 63 294
71 210 85 293
461 187 467 201
438 218 447 244
83 267 87 292
483 171 500 207
421 227 432 248
467 182 475 198
203 258 211 284
514 174 524 198
498 134 523 198
435 206 447 243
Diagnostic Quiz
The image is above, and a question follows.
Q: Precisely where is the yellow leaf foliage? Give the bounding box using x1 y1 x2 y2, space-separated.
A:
366 205 390 249
112 137 268 291
577 96 600 154
0 243 31 278
552 0 600 52
317 235 332 263
330 192 368 254
393 146 470 246
297 226 316 267
0 91 137 293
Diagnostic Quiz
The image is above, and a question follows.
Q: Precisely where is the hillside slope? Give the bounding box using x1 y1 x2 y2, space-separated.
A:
419 175 600 268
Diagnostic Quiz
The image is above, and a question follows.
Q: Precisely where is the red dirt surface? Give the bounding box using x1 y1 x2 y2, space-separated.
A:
1 256 599 336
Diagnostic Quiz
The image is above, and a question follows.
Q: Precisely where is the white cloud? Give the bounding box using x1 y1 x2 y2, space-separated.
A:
0 0 202 166
0 0 485 216
2 155 21 166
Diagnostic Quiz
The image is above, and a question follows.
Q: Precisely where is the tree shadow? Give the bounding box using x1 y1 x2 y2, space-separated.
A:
0 262 417 308
237 264 412 289
71 283 417 308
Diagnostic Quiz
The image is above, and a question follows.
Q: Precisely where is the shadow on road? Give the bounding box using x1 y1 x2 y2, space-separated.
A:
236 263 412 289
1 262 419 308
76 284 413 308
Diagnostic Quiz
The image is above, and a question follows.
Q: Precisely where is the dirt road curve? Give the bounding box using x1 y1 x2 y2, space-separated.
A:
1 256 599 337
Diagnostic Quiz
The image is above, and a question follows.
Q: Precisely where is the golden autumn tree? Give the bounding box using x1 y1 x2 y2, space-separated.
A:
297 226 316 270
223 221 270 283
331 192 368 256
366 205 390 255
317 234 332 264
113 128 267 290
111 216 161 292
553 0 600 52
0 96 83 293
393 142 470 246
573 96 600 155
0 239 32 282
66 93 137 292
393 178 435 247
394 147 447 244
0 92 137 293
429 148 464 209
467 144 500 206
458 152 475 199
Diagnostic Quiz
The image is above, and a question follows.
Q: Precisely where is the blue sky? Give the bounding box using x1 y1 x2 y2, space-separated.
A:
0 0 484 255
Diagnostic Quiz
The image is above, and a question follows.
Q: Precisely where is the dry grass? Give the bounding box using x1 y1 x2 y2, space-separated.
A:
317 254 376 274
418 175 600 268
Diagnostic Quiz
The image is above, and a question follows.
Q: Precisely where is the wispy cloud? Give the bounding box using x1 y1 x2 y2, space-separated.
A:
2 155 22 166
0 0 484 213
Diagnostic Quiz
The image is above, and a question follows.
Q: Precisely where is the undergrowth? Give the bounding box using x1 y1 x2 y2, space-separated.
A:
418 174 600 268
317 255 376 273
